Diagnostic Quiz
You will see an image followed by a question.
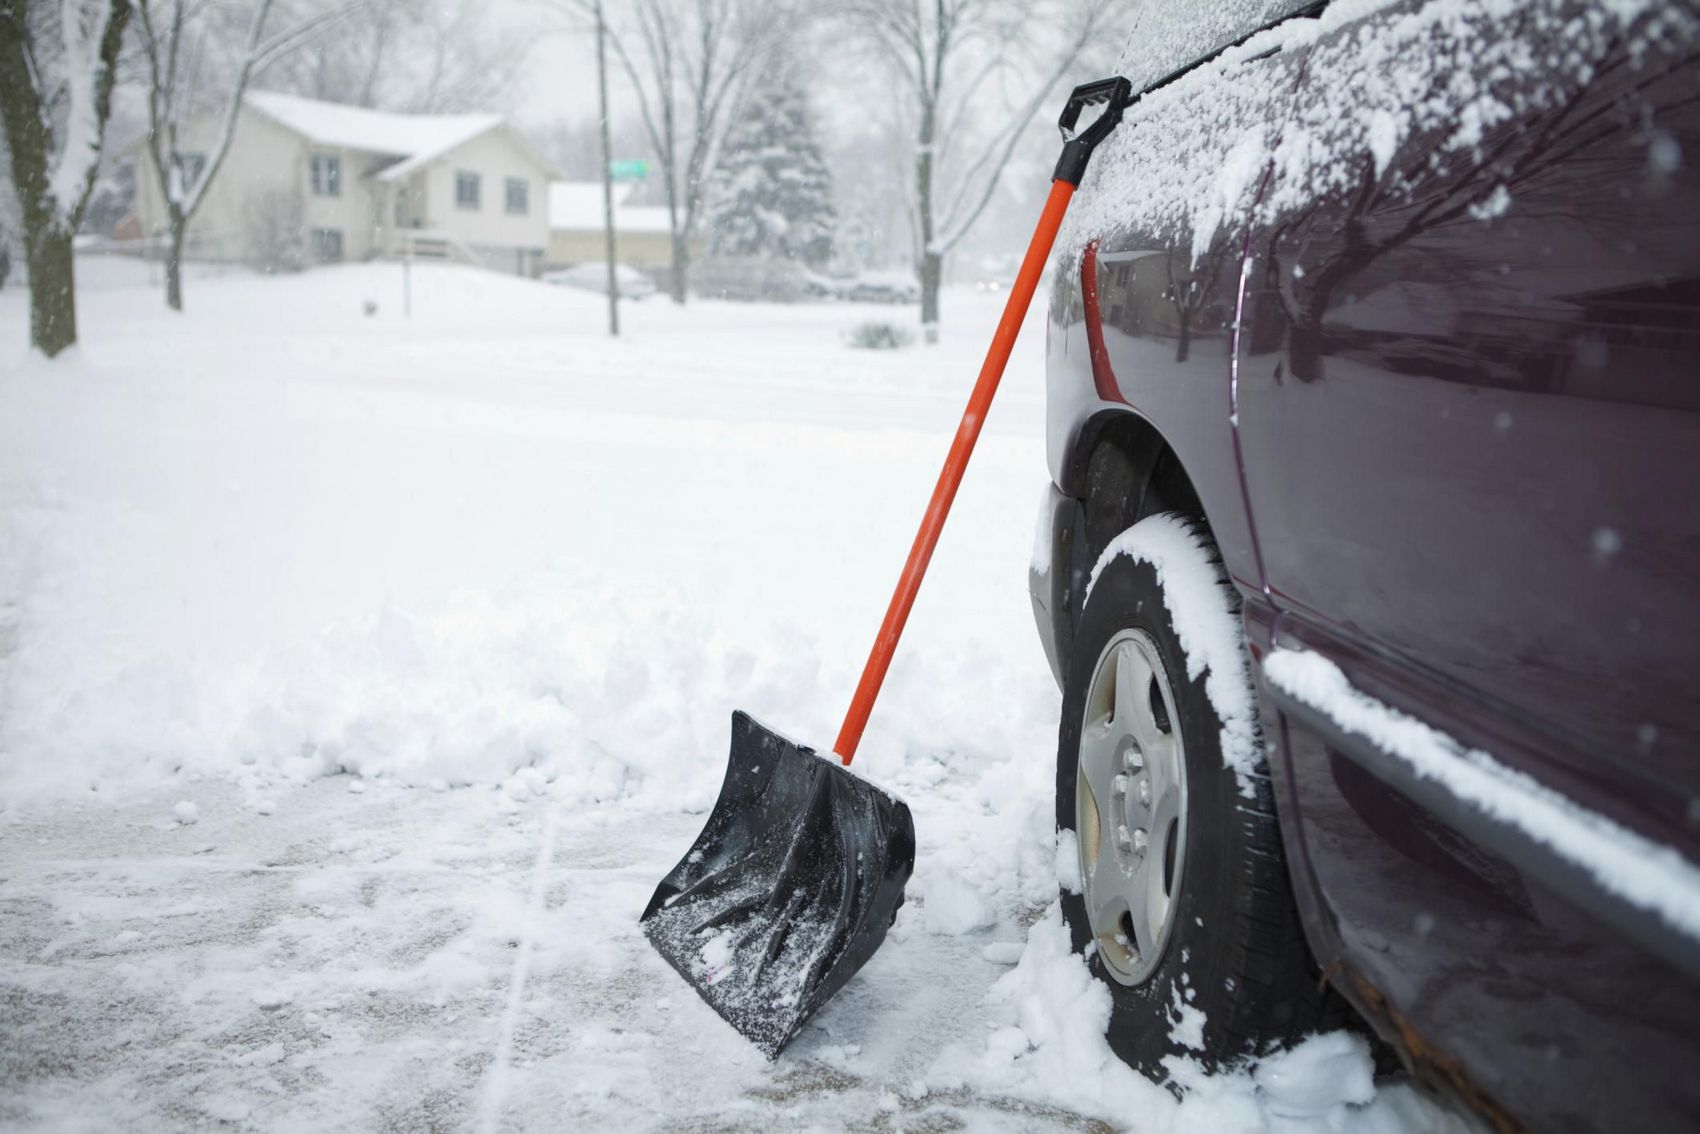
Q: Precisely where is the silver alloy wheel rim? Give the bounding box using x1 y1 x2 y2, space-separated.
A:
1076 628 1188 985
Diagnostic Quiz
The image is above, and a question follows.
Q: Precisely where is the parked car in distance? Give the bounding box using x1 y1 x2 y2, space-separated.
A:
543 262 658 301
798 269 923 304
801 270 854 301
1031 1 1700 1130
845 270 920 304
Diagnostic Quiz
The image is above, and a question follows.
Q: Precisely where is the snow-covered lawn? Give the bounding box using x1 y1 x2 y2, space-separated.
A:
0 261 1462 1131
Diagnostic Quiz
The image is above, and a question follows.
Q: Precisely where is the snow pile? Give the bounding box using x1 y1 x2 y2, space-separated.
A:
888 717 1067 936
0 262 1060 813
0 534 1060 818
922 867 998 935
1054 827 1083 894
972 907 1164 1117
1 569 783 810
944 905 1466 1133
1254 1031 1374 1126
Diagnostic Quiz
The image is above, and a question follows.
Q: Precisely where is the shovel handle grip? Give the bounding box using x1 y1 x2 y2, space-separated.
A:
833 177 1077 765
1054 76 1133 186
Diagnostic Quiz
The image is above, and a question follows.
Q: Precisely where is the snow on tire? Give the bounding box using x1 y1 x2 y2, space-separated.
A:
1056 511 1336 1079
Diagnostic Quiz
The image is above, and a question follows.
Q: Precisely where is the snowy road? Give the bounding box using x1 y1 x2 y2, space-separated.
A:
1 262 1461 1131
1 780 1093 1132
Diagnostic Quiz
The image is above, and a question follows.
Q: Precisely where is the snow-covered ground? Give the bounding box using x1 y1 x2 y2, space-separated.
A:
0 260 1466 1131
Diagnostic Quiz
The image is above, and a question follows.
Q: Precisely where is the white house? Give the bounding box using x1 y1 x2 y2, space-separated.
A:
133 91 559 276
546 181 677 271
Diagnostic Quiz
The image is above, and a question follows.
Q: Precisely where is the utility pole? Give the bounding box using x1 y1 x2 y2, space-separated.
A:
595 0 619 337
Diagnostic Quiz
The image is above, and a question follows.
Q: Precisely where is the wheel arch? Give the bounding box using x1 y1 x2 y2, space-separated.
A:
1063 408 1208 571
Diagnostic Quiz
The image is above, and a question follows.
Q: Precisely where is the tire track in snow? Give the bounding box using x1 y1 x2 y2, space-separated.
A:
477 800 560 1134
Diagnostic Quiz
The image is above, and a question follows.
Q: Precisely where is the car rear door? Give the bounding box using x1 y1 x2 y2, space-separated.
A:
1233 2 1700 1127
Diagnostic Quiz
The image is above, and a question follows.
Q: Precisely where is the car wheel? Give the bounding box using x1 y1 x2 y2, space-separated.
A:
1056 511 1335 1078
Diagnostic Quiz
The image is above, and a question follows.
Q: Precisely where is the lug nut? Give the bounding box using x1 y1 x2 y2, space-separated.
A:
1113 774 1130 795
1132 828 1149 853
1115 825 1134 852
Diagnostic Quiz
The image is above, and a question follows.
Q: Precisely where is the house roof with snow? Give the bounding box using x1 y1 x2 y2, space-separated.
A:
242 91 554 182
547 180 672 236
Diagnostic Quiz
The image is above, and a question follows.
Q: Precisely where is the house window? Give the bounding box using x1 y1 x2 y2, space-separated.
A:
310 153 341 197
504 176 529 215
311 227 344 263
455 170 480 210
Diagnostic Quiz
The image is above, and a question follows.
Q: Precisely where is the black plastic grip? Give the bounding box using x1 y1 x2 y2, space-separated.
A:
1053 76 1133 185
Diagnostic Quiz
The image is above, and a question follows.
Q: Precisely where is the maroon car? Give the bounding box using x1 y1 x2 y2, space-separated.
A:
1029 1 1700 1129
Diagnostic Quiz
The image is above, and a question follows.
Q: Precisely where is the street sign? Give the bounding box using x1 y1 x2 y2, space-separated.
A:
609 159 650 182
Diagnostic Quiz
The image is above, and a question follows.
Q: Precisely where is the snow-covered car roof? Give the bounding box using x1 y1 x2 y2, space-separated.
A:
1116 1 1321 91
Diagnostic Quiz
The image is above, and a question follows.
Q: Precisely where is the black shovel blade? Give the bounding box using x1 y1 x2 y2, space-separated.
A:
640 710 916 1058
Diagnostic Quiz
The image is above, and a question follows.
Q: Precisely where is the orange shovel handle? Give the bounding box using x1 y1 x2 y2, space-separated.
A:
833 179 1077 765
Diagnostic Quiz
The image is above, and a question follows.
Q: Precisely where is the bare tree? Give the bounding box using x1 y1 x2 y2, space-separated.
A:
605 0 795 304
0 0 131 357
275 0 403 107
135 0 342 311
266 0 528 113
843 0 1126 341
407 0 528 113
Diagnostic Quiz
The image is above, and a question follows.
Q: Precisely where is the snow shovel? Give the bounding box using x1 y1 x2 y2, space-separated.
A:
640 76 1135 1059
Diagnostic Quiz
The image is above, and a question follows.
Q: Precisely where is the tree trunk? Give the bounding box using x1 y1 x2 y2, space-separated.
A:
916 101 939 345
0 0 130 359
670 229 690 304
920 250 942 342
166 215 187 312
26 226 77 358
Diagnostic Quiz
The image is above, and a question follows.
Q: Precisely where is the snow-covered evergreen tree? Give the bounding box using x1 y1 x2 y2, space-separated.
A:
706 70 835 267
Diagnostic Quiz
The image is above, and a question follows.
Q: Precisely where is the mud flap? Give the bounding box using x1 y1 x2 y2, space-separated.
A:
640 711 916 1058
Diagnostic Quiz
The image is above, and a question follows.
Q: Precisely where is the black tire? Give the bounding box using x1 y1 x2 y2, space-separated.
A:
1056 512 1335 1079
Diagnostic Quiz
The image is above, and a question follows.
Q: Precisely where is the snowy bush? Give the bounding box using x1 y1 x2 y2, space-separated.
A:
243 189 306 274
844 320 914 350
